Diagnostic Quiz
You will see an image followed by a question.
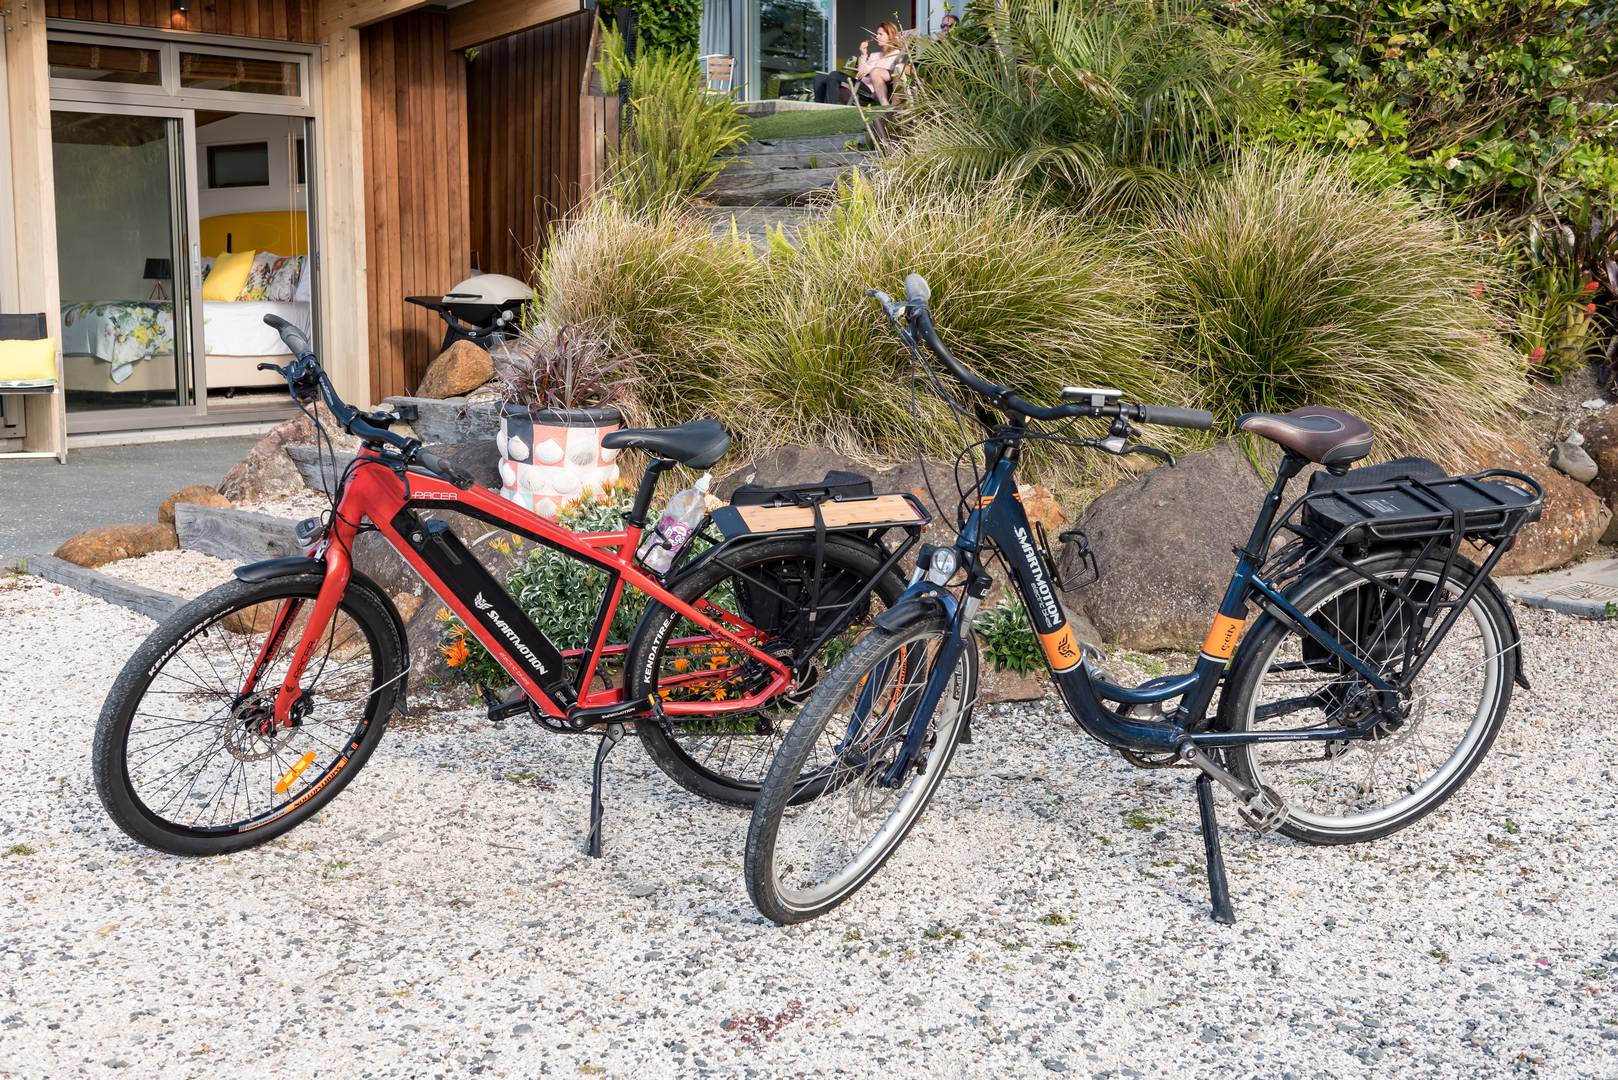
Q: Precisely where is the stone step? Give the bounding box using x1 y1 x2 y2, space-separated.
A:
733 133 870 157
1496 557 1618 618
727 149 872 171
706 164 862 207
696 205 825 250
11 553 185 622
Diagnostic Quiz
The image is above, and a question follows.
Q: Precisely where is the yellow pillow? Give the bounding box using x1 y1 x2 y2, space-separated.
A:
202 249 255 302
0 338 57 387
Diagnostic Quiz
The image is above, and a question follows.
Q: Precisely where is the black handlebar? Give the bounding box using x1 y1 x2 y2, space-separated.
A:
873 276 1217 431
257 314 472 489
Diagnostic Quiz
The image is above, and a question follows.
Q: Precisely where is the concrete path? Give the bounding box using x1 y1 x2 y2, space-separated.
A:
1497 555 1618 617
0 435 256 556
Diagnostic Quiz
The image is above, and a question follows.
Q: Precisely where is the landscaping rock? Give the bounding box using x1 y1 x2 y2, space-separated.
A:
54 523 179 569
218 404 362 503
1474 435 1611 576
1578 410 1618 543
158 484 232 525
415 340 494 400
976 664 1048 705
1549 438 1598 484
1060 441 1272 652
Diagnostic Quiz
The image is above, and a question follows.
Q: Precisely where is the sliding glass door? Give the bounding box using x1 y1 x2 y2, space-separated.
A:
52 104 201 423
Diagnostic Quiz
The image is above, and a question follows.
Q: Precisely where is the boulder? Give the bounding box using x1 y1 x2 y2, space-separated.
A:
976 663 1049 705
1579 409 1618 543
1549 439 1598 484
55 523 179 568
1060 441 1273 652
415 340 494 400
158 484 232 525
218 403 362 503
1474 435 1611 575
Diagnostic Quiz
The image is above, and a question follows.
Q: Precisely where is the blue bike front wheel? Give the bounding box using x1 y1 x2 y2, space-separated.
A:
744 612 979 924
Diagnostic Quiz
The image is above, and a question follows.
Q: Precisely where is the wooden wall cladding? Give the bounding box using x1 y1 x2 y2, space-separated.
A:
361 10 471 400
44 0 320 43
465 11 595 279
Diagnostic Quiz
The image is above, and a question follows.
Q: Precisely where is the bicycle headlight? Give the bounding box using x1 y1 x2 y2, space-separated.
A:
928 546 959 583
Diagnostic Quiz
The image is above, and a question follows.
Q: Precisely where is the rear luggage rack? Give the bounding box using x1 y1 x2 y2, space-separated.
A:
1297 466 1543 549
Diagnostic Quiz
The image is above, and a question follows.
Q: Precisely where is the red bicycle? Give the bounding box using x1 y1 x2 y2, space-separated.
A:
93 317 923 856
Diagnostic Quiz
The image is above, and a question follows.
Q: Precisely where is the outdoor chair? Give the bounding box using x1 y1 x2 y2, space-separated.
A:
700 54 736 97
0 312 67 462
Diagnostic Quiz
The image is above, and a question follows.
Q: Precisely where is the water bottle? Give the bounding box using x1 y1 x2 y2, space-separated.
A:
637 474 712 574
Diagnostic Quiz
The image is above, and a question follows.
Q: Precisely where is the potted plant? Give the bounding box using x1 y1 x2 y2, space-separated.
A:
492 321 636 518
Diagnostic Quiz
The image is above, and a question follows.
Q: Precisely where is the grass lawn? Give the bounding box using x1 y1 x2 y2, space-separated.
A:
742 106 885 141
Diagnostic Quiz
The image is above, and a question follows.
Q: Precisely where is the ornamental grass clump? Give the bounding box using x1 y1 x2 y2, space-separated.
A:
1153 153 1526 462
736 172 1193 470
535 197 765 432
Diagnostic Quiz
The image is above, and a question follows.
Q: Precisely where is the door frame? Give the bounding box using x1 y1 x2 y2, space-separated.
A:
44 20 319 434
51 99 207 433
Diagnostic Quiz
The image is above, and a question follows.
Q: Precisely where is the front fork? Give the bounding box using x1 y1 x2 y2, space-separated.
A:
239 521 356 729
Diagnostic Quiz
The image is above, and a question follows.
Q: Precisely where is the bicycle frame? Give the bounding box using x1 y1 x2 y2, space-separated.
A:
256 448 793 728
920 428 1403 759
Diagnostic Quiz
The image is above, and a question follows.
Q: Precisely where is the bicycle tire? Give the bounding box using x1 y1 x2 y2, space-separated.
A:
93 573 405 855
745 611 977 924
625 534 906 807
1218 550 1516 846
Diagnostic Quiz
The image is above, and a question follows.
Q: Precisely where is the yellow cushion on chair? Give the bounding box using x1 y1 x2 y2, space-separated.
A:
0 338 58 387
202 249 256 302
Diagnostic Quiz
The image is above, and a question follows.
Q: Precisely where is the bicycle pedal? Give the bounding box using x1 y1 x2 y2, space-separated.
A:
1237 785 1288 834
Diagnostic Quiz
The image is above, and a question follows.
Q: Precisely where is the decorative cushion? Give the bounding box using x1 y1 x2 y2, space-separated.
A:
202 249 255 302
0 338 58 388
238 252 286 302
293 255 312 304
267 254 302 302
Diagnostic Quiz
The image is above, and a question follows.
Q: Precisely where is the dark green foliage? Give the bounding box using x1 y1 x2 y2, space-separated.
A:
624 0 702 56
1257 0 1618 220
974 598 1044 675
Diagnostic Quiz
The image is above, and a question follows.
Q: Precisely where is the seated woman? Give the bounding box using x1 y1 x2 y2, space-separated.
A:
812 21 905 106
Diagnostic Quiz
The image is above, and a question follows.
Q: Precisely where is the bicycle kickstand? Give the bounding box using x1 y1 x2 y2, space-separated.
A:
586 722 626 858
1194 773 1236 925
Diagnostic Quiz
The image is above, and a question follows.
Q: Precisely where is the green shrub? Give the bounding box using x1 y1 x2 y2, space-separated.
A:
1255 0 1618 220
1152 152 1526 461
596 26 747 213
900 0 1281 210
623 0 701 55
975 598 1043 675
438 488 646 699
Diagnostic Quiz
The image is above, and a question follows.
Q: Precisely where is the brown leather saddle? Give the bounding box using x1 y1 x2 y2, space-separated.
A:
1237 406 1374 469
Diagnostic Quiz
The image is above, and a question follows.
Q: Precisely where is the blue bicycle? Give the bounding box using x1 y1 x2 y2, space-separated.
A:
744 275 1543 924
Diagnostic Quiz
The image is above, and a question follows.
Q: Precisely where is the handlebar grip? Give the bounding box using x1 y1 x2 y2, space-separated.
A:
904 273 932 304
413 448 473 490
1138 405 1216 430
262 313 313 360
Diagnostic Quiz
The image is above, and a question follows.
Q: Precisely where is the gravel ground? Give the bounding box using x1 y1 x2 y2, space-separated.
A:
97 550 238 600
2 572 1616 1079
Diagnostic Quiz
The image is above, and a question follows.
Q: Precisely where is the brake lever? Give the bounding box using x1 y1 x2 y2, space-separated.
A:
1078 435 1176 465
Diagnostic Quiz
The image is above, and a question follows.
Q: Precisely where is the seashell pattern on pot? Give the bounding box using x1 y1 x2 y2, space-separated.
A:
497 404 623 518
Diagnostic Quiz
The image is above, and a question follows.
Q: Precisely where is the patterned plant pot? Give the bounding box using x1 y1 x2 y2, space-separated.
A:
496 403 624 518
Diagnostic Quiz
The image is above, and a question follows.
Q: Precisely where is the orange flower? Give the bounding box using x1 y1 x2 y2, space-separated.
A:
1529 346 1547 364
1469 283 1485 299
671 657 692 673
434 607 453 624
441 640 471 668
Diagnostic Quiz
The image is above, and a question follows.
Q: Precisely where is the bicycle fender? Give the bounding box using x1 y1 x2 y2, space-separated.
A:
235 555 322 582
872 582 957 634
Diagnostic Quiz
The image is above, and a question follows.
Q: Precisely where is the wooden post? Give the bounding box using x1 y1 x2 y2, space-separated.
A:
316 26 373 408
2 1 67 462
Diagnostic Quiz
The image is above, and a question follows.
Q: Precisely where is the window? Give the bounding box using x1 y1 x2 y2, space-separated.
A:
180 52 301 96
207 142 270 189
48 41 162 86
